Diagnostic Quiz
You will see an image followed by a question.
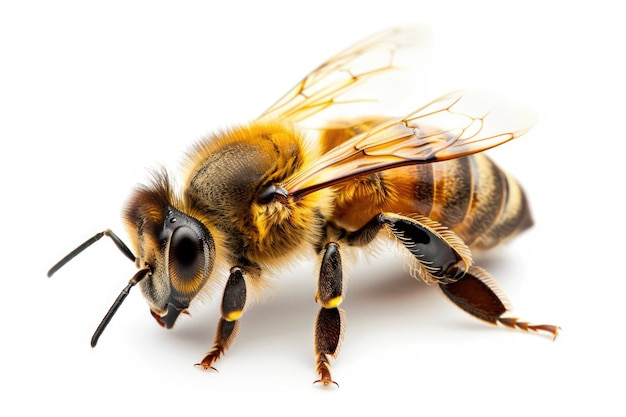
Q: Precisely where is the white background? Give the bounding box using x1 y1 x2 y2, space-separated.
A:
2 0 624 415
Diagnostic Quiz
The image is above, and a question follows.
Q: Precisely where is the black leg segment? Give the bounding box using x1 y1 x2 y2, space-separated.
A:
221 267 247 321
317 242 343 308
345 213 471 284
440 266 561 339
314 307 344 387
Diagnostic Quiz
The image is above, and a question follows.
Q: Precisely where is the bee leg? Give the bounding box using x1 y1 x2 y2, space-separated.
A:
346 213 560 339
346 213 471 282
195 266 248 371
314 242 344 387
439 266 561 340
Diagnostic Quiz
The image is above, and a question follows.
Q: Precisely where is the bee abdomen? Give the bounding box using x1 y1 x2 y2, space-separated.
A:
467 167 533 250
416 154 532 250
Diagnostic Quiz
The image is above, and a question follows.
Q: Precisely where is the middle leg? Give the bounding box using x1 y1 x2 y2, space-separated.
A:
314 242 345 386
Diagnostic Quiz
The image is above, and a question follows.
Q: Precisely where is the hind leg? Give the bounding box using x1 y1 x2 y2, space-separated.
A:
346 212 560 339
439 266 560 339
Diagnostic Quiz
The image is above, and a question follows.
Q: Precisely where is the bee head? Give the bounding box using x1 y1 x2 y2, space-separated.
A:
124 171 216 329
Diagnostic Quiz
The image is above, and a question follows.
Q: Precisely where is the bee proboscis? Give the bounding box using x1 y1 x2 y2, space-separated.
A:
49 27 560 386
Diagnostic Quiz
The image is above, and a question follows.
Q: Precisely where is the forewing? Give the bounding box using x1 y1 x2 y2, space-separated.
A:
285 89 537 198
259 27 431 123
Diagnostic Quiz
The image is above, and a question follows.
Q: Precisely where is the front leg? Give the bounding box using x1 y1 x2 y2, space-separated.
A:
196 266 249 371
314 242 345 387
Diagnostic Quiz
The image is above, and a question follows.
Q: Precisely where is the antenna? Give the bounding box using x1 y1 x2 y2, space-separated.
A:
47 229 136 277
48 229 148 346
91 268 150 347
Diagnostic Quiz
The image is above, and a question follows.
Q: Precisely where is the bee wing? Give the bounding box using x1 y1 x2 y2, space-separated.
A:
259 27 430 122
285 90 537 198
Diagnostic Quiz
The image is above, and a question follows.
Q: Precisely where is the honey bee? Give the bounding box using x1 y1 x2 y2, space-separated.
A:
48 27 560 386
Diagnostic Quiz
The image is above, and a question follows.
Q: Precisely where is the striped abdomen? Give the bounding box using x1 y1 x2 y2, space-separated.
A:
411 154 532 249
331 154 533 251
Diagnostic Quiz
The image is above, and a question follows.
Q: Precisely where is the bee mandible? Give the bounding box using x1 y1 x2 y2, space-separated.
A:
49 27 560 386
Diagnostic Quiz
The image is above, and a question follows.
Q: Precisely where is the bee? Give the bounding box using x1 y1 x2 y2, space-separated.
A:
48 27 560 386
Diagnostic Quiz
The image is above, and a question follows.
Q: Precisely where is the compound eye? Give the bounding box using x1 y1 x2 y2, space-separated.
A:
168 226 205 294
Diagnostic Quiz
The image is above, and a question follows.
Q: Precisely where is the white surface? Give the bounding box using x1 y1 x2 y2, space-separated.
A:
2 1 623 415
